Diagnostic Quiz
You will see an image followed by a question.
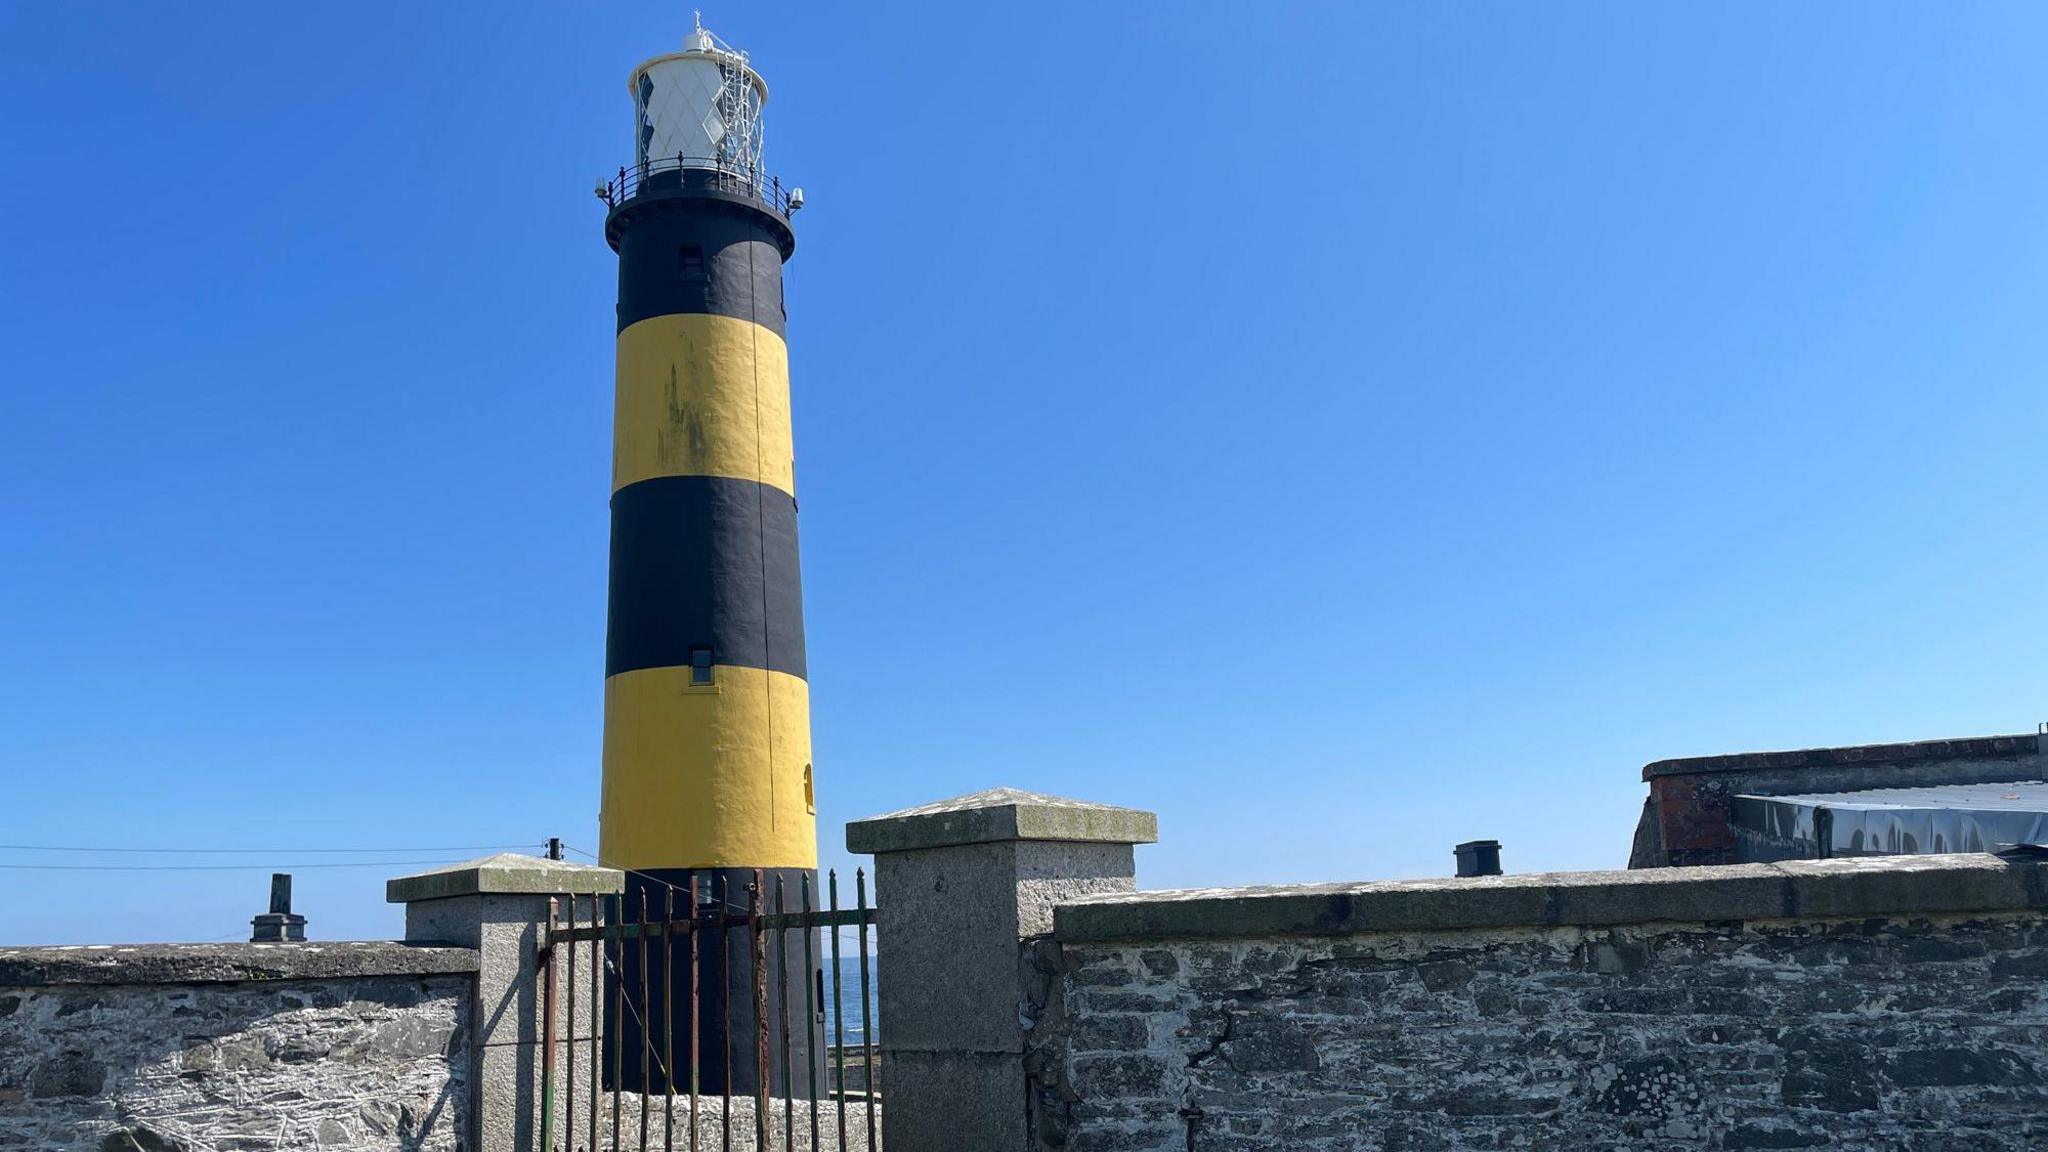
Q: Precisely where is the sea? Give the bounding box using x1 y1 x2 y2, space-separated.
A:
824 953 878 1048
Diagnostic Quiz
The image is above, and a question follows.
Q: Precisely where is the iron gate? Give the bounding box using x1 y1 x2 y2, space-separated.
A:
540 868 879 1151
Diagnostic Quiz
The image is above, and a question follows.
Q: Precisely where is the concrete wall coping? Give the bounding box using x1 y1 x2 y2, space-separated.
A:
846 787 1158 854
1641 732 2039 781
1052 853 2048 943
385 852 624 903
0 941 480 987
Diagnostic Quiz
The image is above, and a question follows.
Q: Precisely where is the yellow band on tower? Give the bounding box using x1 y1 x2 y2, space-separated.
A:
599 663 817 870
613 313 794 496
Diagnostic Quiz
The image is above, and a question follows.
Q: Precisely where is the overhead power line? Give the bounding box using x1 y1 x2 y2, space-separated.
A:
0 858 481 872
560 844 870 942
0 843 540 855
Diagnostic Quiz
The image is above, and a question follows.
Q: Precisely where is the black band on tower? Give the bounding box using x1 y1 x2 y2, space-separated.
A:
613 200 788 336
605 474 808 681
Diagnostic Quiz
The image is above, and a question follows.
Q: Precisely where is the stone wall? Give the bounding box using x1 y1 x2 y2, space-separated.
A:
1026 854 2048 1151
0 941 477 1152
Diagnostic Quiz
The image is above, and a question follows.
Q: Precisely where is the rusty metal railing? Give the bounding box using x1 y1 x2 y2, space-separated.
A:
541 866 878 1151
598 155 797 217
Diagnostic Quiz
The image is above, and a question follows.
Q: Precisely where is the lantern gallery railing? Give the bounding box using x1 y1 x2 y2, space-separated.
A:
598 155 799 217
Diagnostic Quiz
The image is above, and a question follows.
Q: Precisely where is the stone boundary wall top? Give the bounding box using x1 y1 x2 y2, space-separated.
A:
0 941 480 987
847 787 1158 854
386 851 623 903
1052 853 2048 943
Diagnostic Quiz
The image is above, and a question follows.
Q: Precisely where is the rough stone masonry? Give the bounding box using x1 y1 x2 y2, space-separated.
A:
1025 854 2048 1151
0 941 476 1152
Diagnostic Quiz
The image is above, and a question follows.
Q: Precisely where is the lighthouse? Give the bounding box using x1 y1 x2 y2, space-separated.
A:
597 21 816 1094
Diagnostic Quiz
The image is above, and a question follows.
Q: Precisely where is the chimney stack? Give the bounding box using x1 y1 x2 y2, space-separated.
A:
1454 840 1503 878
250 872 307 942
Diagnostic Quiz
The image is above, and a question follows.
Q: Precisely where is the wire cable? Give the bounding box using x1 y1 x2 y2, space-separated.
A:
562 844 870 950
562 844 767 917
746 237 782 842
0 858 481 872
0 842 540 855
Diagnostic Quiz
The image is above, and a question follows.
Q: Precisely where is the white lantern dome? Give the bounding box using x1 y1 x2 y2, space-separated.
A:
628 18 769 190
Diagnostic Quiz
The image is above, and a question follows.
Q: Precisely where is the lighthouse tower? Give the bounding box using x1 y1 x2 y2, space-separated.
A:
597 21 816 1094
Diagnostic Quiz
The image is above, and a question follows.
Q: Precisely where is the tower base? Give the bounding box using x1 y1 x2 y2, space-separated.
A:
603 866 826 1096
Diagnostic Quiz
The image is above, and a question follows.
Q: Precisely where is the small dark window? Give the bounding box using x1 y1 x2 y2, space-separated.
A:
679 245 705 276
690 646 714 685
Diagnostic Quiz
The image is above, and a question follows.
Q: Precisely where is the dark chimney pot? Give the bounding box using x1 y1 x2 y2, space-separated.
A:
251 872 308 942
1455 840 1503 878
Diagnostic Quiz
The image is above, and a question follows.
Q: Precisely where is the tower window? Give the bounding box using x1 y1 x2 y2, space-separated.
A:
679 245 705 276
690 646 713 685
803 763 815 814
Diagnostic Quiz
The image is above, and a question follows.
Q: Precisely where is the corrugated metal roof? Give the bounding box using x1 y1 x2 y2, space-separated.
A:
1740 780 2048 812
1732 780 2048 859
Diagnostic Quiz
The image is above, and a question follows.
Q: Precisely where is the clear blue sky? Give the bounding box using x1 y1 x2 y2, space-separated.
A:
3 4 2045 945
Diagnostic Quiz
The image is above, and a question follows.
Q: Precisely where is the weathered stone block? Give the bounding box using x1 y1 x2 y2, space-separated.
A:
850 788 1156 1152
0 971 470 1151
1031 901 2048 1151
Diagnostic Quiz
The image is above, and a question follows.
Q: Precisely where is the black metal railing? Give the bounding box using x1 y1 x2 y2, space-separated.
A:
541 867 878 1151
599 155 796 217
